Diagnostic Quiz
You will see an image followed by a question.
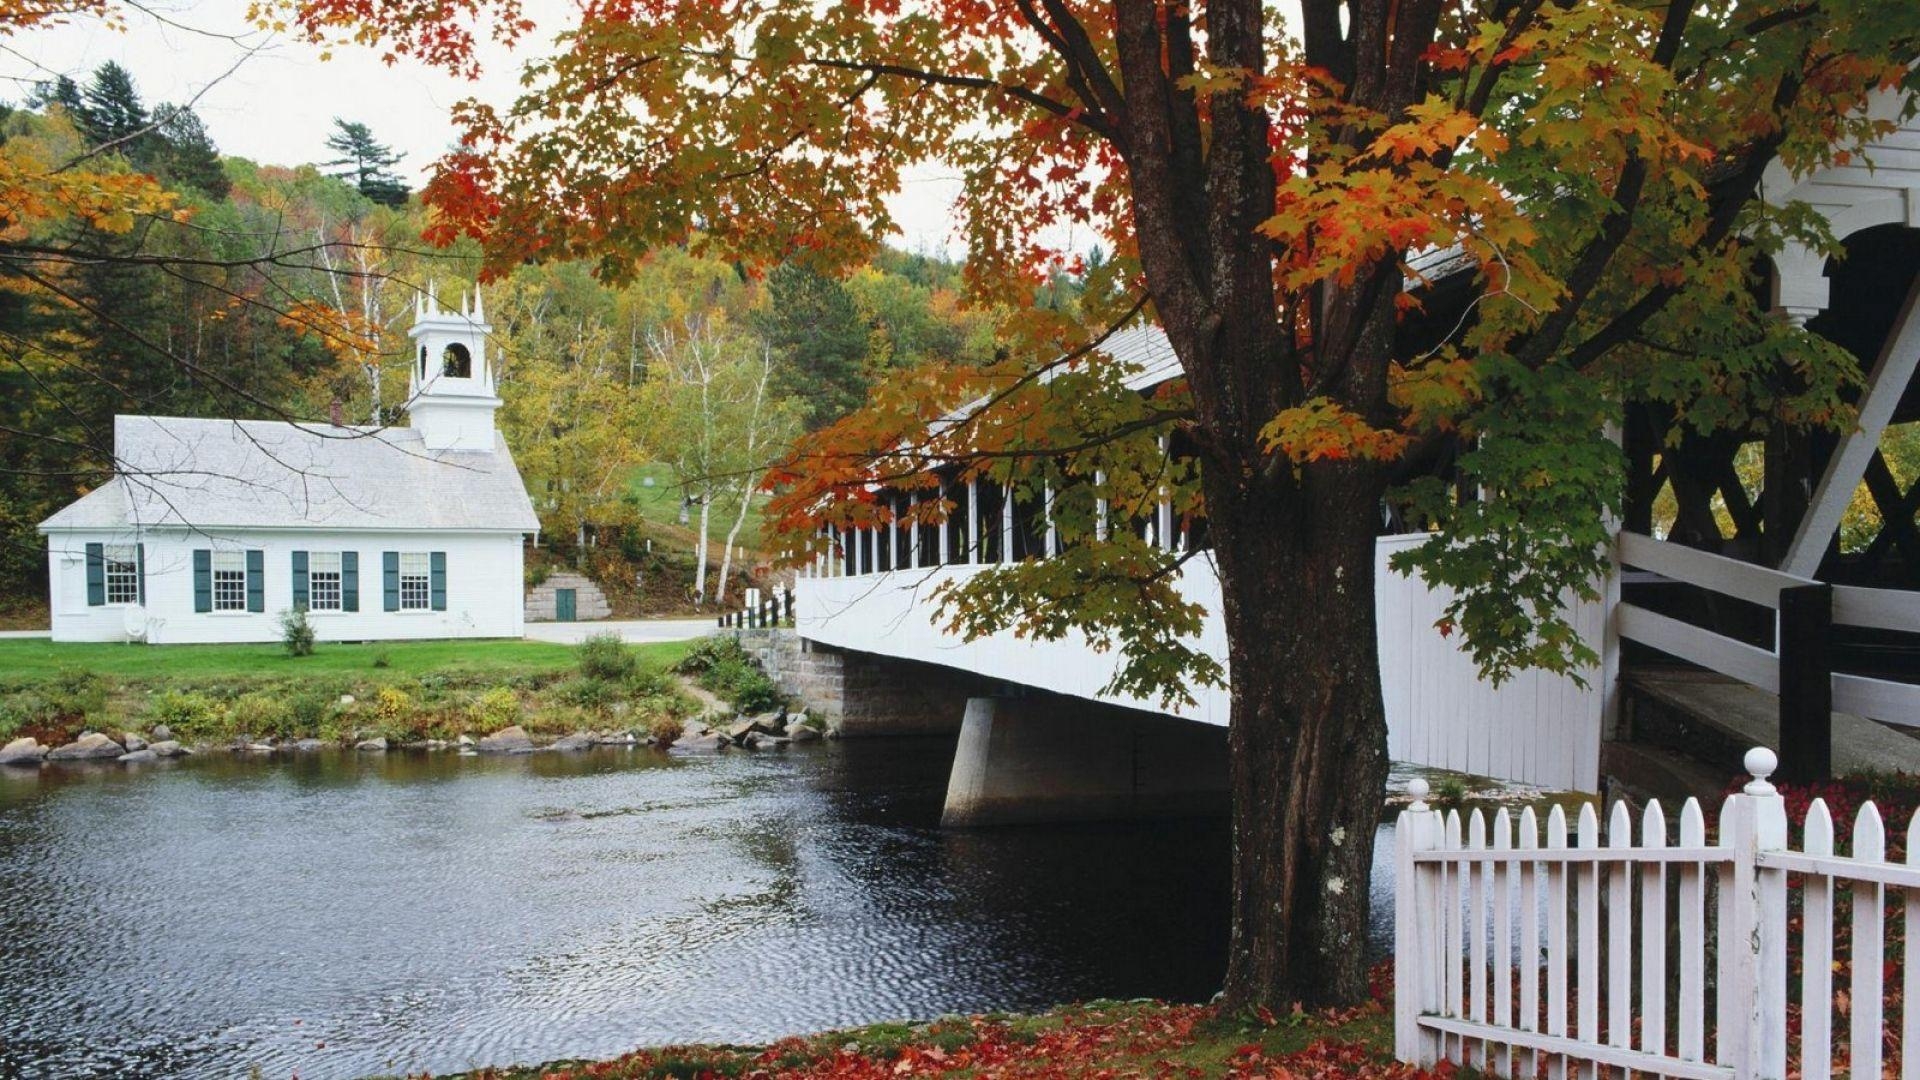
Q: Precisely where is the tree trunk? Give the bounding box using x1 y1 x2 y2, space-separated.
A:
717 475 756 604
1208 461 1392 1011
694 497 711 604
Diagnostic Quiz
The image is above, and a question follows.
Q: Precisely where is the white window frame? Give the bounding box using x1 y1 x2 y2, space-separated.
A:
103 544 138 606
212 550 248 612
398 551 431 611
308 551 343 612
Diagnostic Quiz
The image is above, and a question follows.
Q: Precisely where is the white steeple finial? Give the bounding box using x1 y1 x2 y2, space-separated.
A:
473 288 484 321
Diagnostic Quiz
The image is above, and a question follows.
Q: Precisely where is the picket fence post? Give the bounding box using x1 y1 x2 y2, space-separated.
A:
1395 778 1440 1067
1724 747 1789 1080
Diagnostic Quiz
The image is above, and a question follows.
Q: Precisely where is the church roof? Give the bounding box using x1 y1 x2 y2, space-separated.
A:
39 416 541 533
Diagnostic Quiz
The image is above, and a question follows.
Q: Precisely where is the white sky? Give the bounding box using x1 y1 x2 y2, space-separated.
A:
1 0 973 255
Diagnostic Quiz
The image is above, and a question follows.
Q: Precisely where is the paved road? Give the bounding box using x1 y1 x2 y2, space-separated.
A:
522 617 717 644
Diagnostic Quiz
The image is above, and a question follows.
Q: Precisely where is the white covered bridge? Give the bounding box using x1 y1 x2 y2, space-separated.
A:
783 93 1920 816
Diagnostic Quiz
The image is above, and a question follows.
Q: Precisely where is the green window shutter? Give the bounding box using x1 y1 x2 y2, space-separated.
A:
382 551 399 611
291 551 309 610
84 542 105 606
245 549 265 613
193 550 212 613
341 552 359 612
135 543 146 605
430 551 447 611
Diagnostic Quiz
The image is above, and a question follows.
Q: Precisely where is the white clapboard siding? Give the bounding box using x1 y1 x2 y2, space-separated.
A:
1395 747 1918 1080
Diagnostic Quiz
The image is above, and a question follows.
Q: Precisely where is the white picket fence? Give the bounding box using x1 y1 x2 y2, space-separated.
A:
1394 748 1917 1080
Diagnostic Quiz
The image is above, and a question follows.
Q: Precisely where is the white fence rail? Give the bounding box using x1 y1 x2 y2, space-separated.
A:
1616 531 1920 726
1395 747 1917 1080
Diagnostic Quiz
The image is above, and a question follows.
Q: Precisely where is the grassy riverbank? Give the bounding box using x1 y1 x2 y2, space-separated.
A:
0 636 699 748
421 988 1419 1080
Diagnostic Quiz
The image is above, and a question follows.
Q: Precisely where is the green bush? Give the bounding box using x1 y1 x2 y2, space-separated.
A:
672 635 746 676
228 691 295 739
374 686 413 723
702 657 782 714
624 667 677 698
527 703 592 734
148 690 225 731
553 676 617 712
279 607 316 657
469 686 521 729
577 632 638 682
286 692 334 733
371 651 391 669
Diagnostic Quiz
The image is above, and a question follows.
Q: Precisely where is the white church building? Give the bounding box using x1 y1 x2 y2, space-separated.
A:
37 291 540 644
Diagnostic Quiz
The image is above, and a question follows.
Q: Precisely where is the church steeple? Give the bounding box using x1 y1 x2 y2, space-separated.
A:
406 285 501 451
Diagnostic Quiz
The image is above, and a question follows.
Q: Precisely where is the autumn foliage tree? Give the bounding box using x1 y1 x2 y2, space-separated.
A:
286 0 1920 1007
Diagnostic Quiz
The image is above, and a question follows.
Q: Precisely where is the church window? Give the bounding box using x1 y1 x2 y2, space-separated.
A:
399 552 432 610
309 552 343 611
441 343 473 379
212 551 247 611
103 545 138 605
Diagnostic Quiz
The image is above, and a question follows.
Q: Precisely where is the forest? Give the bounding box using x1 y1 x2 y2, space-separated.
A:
0 62 1007 620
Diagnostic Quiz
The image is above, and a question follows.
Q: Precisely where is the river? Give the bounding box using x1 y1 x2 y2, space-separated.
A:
0 739 1393 1079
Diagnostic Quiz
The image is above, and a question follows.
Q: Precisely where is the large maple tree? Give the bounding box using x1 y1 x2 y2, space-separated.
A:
289 0 1920 1005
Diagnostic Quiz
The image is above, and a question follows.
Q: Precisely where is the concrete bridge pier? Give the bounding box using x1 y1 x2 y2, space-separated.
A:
941 695 1229 827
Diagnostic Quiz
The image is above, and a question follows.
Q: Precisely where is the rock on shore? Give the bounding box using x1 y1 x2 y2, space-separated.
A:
0 737 48 765
477 726 535 753
47 733 125 761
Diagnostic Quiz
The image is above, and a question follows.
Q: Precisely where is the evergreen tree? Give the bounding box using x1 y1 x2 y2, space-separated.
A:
322 119 409 207
76 61 151 154
753 263 871 427
153 105 229 198
26 75 82 116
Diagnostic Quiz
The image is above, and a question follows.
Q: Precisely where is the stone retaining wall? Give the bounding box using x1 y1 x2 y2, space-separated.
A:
735 627 992 736
525 571 612 622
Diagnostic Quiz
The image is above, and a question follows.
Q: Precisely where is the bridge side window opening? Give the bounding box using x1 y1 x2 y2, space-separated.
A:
441 343 473 379
944 470 970 564
976 479 1006 563
103 545 139 605
916 489 940 566
841 527 857 576
1049 469 1098 555
892 493 912 568
860 526 876 574
1012 485 1046 561
1166 428 1210 552
875 507 894 576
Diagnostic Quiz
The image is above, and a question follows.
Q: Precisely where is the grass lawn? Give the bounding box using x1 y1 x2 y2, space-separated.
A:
627 461 771 547
427 989 1413 1080
0 637 690 685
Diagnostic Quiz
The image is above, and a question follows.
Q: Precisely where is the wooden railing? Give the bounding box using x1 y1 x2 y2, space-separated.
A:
716 588 795 630
1615 531 1920 752
1395 747 1917 1080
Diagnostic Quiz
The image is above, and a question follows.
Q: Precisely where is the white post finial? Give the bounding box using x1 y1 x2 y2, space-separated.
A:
428 281 439 316
1407 777 1430 812
473 287 484 322
1743 746 1780 796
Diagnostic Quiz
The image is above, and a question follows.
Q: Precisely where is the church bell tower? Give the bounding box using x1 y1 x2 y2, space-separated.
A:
406 285 501 452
